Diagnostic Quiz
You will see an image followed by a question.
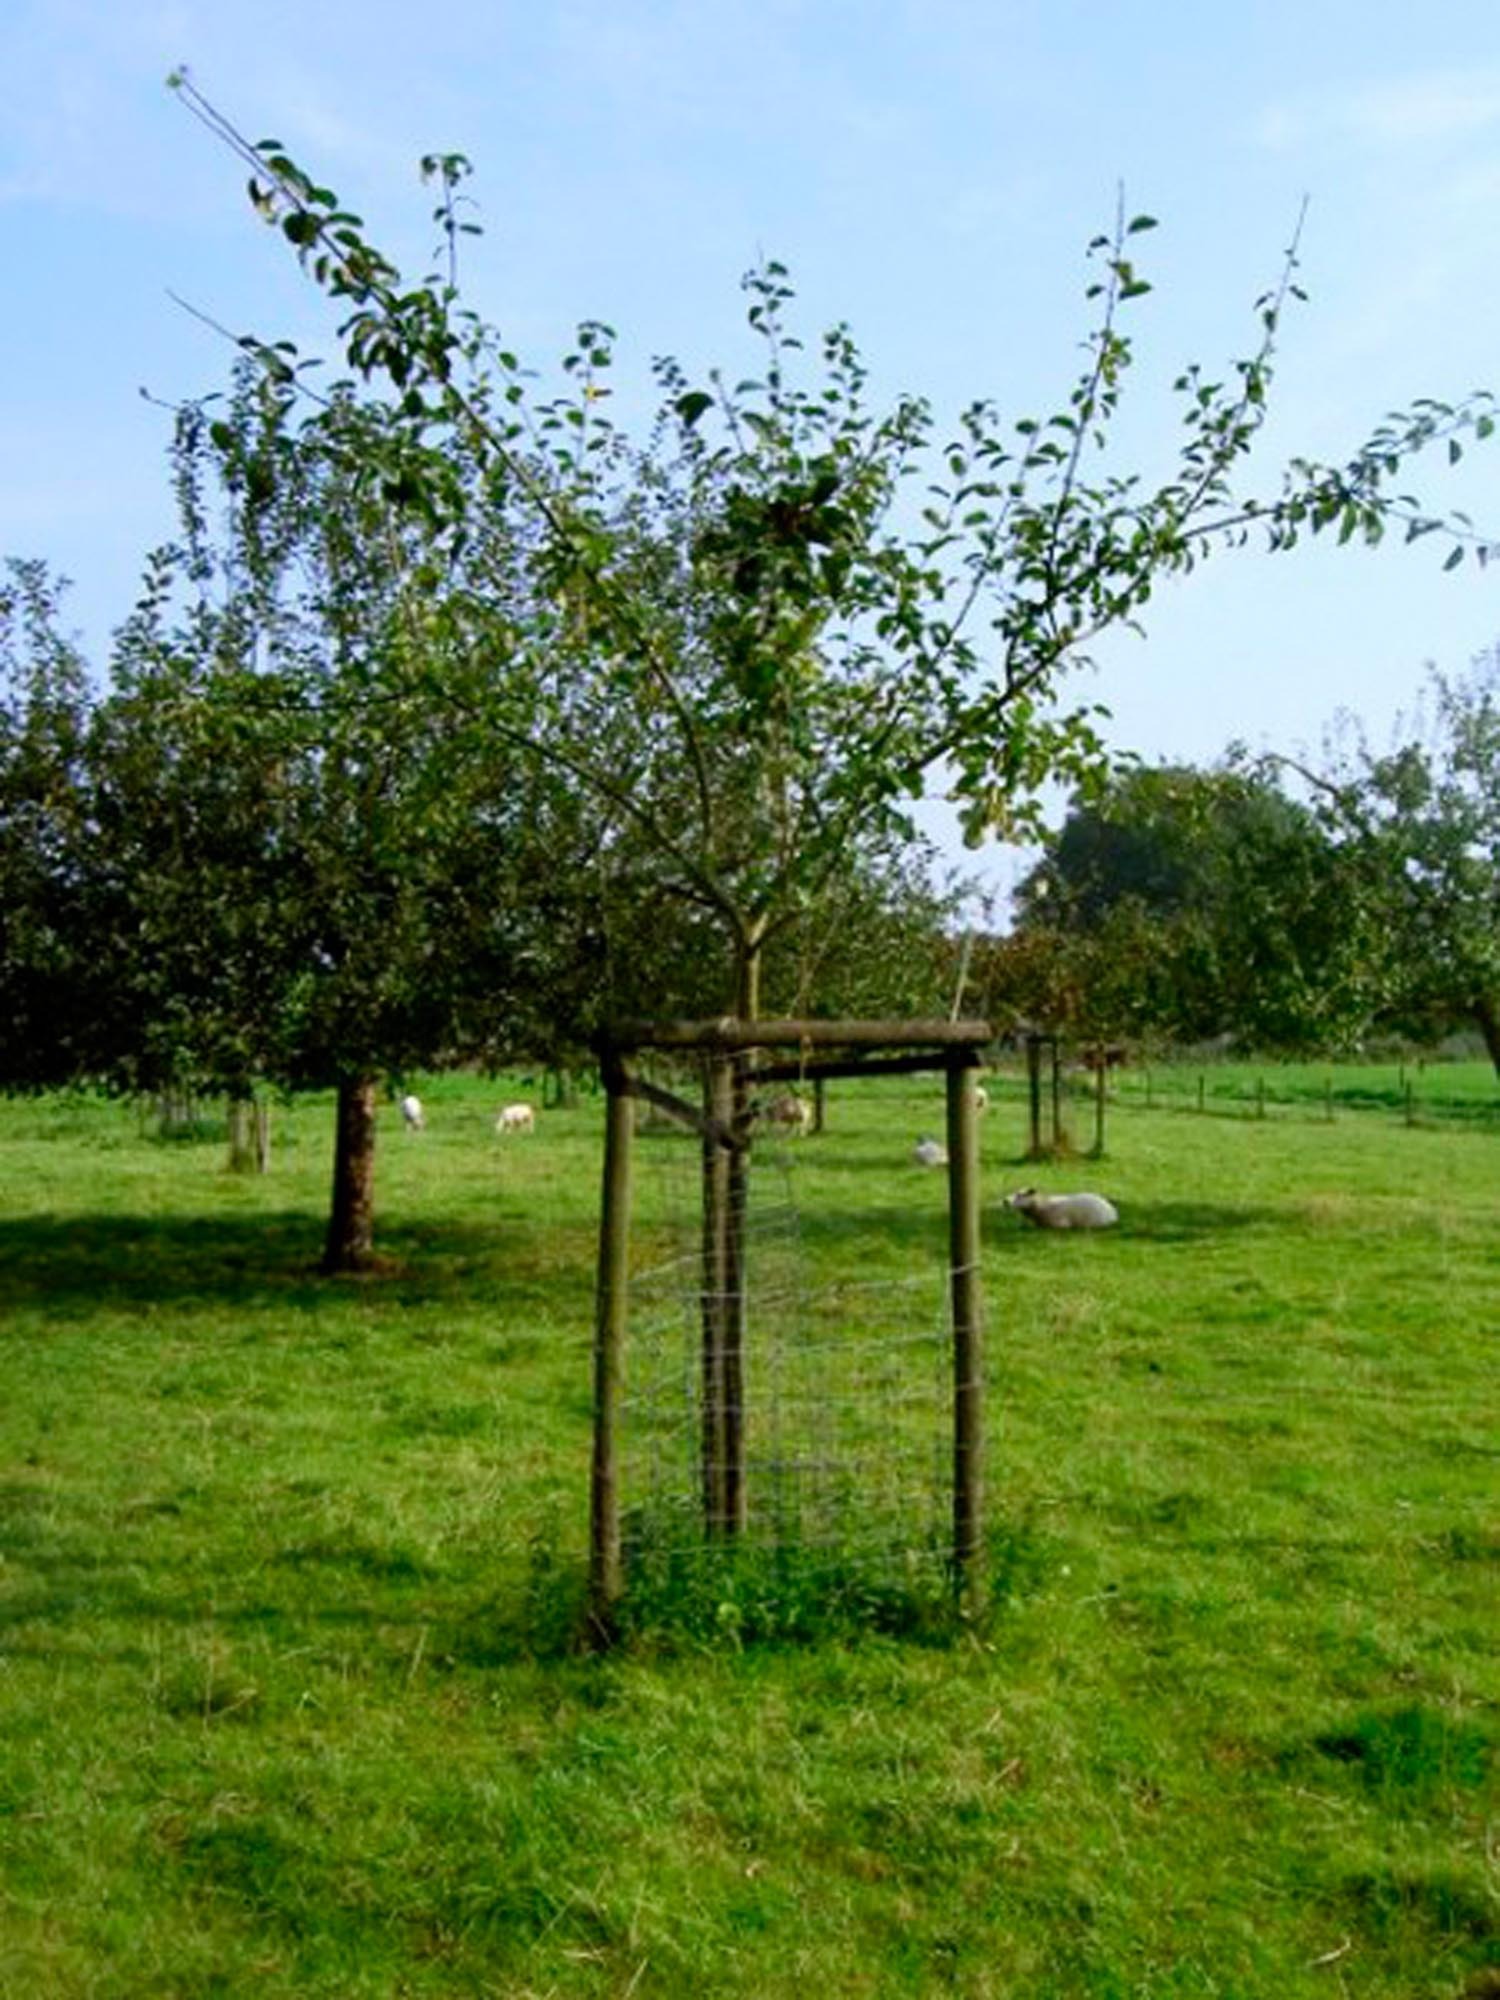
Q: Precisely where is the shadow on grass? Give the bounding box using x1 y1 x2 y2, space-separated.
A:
0 1210 598 1310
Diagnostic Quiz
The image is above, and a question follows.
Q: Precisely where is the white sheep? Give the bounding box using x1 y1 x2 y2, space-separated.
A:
496 1102 536 1135
1004 1188 1118 1231
399 1093 425 1132
974 1084 989 1113
913 1136 948 1168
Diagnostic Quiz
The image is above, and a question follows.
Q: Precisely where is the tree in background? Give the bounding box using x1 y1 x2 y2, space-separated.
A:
1290 654 1500 1074
0 562 98 1090
87 370 594 1271
1012 762 1384 1053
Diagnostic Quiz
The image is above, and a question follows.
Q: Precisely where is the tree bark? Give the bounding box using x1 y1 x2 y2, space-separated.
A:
322 1075 378 1274
227 1097 255 1172
227 1094 272 1173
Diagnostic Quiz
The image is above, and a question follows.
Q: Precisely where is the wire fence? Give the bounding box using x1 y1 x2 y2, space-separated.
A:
988 1054 1499 1144
620 1069 957 1596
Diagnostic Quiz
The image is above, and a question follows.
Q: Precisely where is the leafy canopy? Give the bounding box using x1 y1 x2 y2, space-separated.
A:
166 73 1495 1017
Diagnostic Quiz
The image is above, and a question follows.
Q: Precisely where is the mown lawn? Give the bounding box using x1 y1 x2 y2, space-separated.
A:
0 1068 1496 1997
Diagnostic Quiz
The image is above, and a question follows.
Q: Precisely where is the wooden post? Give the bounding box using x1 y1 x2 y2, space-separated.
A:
1026 1034 1044 1158
946 1058 985 1611
589 1056 635 1637
1049 1038 1064 1151
1092 1057 1107 1157
722 1050 751 1537
701 1056 733 1535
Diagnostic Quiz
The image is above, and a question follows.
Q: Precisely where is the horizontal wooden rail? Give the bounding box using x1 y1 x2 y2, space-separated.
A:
600 1017 994 1054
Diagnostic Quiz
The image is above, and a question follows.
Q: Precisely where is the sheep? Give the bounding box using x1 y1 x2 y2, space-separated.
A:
913 1136 948 1168
495 1102 536 1135
974 1084 989 1113
1004 1188 1118 1231
399 1093 425 1132
758 1092 813 1136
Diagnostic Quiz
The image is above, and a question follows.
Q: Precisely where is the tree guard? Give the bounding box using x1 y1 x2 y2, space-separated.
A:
588 1017 991 1639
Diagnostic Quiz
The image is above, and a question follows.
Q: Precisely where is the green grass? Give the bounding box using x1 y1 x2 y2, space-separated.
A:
1 1070 1496 1996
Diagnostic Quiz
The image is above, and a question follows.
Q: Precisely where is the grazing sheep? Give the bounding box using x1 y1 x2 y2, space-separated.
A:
759 1092 813 1136
913 1136 948 1168
1004 1188 1118 1230
496 1102 536 1135
399 1093 425 1132
974 1084 989 1113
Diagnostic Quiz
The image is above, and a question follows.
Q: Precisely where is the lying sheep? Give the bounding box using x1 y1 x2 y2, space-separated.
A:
496 1102 536 1135
1004 1188 1118 1230
399 1093 425 1132
913 1136 948 1168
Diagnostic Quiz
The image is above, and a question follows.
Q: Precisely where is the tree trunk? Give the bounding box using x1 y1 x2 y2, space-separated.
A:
322 1075 378 1274
1473 994 1500 1080
226 1094 272 1173
227 1097 255 1172
699 929 763 1538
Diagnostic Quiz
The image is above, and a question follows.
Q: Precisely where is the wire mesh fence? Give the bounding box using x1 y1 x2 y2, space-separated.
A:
623 1106 956 1587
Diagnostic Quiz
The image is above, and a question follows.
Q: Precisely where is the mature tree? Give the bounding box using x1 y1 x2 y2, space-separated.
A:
1014 762 1384 1052
0 562 98 1089
88 371 595 1270
972 901 1173 1050
1289 655 1500 1073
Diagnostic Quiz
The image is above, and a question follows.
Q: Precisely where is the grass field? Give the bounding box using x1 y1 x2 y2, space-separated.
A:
1 1066 1496 1997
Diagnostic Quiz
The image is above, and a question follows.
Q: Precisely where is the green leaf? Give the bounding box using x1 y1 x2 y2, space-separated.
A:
1443 545 1465 571
1126 214 1159 234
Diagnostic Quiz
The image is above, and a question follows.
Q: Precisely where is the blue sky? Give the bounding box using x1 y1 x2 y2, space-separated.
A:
4 0 1498 894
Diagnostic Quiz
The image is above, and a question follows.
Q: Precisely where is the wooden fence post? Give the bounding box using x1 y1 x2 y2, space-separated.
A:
1049 1038 1065 1151
723 1051 750 1537
946 1058 985 1612
1026 1034 1044 1158
589 1056 635 1638
1093 1057 1107 1156
701 1057 733 1535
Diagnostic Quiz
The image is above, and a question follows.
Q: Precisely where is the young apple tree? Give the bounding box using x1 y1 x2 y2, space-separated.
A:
167 75 1494 1035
